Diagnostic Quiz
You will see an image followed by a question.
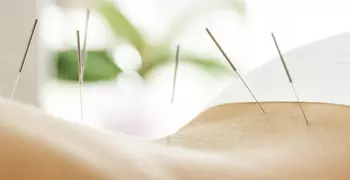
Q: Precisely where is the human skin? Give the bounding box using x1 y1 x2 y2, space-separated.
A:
1 96 350 179
0 97 261 180
168 102 350 179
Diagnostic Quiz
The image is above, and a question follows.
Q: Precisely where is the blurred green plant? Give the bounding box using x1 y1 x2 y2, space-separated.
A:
54 0 246 82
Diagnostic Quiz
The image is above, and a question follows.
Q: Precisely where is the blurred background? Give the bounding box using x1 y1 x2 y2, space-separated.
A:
3 0 350 138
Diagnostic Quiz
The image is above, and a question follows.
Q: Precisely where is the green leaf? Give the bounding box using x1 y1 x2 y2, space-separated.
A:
55 49 122 82
139 51 231 79
96 1 146 52
138 45 172 77
165 0 246 42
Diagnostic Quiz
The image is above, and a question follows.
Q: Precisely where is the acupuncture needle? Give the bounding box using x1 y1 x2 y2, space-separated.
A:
10 18 38 99
167 45 181 146
206 28 266 113
82 9 90 70
76 30 84 124
271 32 309 126
171 45 180 105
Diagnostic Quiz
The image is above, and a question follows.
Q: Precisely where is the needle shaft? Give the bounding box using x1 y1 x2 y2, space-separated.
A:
11 19 38 99
76 31 84 124
271 33 309 126
82 9 90 72
206 28 265 113
171 45 180 105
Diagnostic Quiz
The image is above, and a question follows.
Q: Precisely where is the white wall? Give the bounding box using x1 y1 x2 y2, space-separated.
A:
0 0 42 106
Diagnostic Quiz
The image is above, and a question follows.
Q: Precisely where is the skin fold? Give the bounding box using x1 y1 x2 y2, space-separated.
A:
1 96 350 179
